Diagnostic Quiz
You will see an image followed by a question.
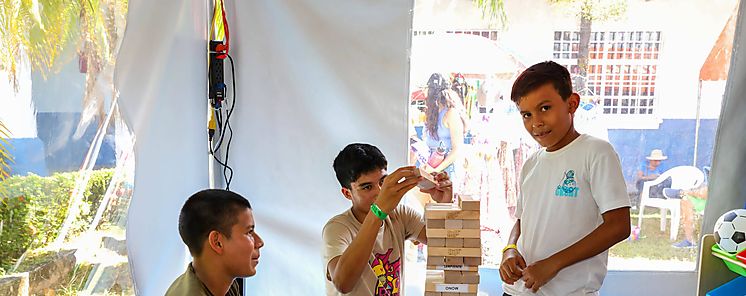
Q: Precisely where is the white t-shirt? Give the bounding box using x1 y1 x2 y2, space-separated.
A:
503 134 630 296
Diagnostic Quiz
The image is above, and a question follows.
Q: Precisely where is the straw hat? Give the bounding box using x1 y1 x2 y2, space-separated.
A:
646 149 668 160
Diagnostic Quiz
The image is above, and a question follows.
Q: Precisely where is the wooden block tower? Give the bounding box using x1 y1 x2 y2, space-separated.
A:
423 195 481 296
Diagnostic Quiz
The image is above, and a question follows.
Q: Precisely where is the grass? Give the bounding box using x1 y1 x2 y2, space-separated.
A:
609 209 702 262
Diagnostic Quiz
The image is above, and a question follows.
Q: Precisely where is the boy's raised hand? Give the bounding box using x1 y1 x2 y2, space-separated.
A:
499 248 526 285
376 166 421 213
420 171 453 203
522 258 561 293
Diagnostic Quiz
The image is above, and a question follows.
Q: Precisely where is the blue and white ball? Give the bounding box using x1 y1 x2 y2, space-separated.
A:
714 209 746 254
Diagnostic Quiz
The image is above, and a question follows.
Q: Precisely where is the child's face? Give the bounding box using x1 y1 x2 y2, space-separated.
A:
221 208 264 277
517 83 579 151
344 168 387 214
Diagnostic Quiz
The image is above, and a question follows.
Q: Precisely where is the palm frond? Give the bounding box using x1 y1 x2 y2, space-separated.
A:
473 0 508 29
0 0 31 91
24 0 81 78
0 120 13 197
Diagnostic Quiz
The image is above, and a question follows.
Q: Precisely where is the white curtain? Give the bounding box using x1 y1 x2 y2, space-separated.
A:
227 1 412 294
118 0 413 294
117 0 210 295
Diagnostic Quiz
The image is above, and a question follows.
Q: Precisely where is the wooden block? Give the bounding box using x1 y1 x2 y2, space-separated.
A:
443 271 480 284
424 292 442 296
429 247 481 258
427 256 444 266
425 282 478 293
428 238 446 247
425 209 480 220
443 256 465 265
415 167 438 190
443 293 477 296
463 257 482 266
426 228 481 238
462 219 480 229
427 256 464 266
444 219 463 229
462 271 480 284
426 265 479 272
427 219 446 229
457 194 481 211
426 269 444 281
443 270 461 283
445 238 463 248
463 238 481 248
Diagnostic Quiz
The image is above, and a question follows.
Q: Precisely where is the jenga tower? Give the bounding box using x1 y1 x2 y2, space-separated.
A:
424 195 481 296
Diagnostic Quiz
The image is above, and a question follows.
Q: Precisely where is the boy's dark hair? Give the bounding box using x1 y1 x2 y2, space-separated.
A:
511 61 573 103
178 189 252 256
333 143 388 189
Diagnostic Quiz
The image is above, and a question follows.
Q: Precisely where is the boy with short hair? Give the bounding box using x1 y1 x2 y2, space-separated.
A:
166 189 264 296
499 61 631 296
323 143 452 295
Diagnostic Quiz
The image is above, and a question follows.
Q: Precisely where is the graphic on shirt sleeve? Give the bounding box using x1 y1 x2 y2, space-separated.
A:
555 170 579 197
370 248 401 296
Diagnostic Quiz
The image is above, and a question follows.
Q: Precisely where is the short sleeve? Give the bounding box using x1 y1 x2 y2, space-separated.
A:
590 144 632 213
322 220 354 274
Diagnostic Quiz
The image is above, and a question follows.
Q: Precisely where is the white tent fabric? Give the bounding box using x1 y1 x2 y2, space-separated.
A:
227 1 412 294
117 0 210 295
118 0 412 294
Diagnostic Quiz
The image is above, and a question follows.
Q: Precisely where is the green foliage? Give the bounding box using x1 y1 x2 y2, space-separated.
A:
472 0 508 28
0 121 12 197
0 0 128 90
547 0 628 22
0 169 113 270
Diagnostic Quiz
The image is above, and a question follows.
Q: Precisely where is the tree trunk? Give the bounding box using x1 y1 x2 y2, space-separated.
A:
576 14 592 95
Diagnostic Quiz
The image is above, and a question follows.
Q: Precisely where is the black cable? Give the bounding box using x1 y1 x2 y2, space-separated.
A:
222 54 237 190
207 54 235 190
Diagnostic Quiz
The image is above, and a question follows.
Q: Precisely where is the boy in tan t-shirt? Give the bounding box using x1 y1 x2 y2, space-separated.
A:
323 143 452 295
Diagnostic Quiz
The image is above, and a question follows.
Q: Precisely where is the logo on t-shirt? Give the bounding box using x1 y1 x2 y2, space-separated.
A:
370 248 400 296
555 170 579 198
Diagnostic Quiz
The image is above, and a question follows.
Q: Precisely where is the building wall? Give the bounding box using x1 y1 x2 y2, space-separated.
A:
609 119 719 184
414 0 737 121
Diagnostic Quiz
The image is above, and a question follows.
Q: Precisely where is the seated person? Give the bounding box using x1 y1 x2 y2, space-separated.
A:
635 149 671 198
664 186 708 248
166 189 264 296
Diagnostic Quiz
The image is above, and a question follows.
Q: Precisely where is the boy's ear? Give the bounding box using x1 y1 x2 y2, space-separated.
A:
341 187 353 200
207 230 225 255
567 93 580 114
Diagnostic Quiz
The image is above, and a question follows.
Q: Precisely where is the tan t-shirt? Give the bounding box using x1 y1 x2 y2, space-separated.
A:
323 205 425 296
165 263 242 296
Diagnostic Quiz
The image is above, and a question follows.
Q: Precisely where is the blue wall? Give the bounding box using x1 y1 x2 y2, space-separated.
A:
608 119 718 184
7 112 116 177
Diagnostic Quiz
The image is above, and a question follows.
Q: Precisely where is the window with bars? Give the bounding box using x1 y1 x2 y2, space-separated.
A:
554 30 662 116
413 29 499 41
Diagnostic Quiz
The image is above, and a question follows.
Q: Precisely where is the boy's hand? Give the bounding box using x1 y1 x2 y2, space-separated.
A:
420 172 453 203
522 258 561 293
376 166 420 213
499 249 526 285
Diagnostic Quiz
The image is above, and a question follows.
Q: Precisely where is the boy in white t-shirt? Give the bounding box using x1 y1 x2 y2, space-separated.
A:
500 61 631 296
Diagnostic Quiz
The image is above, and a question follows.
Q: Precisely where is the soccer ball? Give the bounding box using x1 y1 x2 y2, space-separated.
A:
714 209 746 253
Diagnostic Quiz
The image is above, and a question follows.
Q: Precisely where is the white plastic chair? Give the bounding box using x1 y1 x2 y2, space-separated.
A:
636 166 705 240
